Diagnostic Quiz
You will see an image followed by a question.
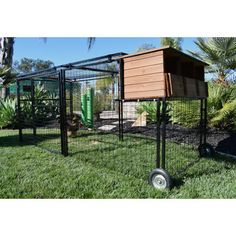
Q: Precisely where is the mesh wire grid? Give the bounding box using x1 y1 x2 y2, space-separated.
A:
17 73 61 153
15 57 206 182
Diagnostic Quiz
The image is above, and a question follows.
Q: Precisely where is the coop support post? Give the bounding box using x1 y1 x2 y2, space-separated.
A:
59 70 68 156
69 81 73 119
31 78 36 138
118 99 124 141
118 99 121 140
118 59 124 141
119 59 124 100
111 73 115 111
161 98 167 169
199 98 204 146
121 100 124 140
203 98 207 145
156 99 161 168
16 79 23 142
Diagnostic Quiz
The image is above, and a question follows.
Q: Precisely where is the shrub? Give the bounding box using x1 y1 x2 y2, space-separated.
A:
136 102 157 122
0 83 59 129
208 83 236 130
169 100 200 128
136 82 236 130
22 83 59 122
0 98 17 129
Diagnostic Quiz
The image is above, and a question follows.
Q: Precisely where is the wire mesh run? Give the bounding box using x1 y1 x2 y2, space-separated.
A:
15 52 208 185
17 73 61 153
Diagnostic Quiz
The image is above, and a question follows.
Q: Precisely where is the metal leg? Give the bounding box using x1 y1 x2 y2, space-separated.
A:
156 99 161 168
161 98 167 169
121 100 124 141
199 98 204 146
118 100 124 141
203 98 207 145
69 81 73 119
59 70 68 156
31 79 36 139
16 80 23 142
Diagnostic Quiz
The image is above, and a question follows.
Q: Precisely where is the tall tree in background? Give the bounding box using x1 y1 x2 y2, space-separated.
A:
188 37 236 84
136 43 156 52
160 37 183 51
14 58 54 73
0 37 95 98
0 37 15 98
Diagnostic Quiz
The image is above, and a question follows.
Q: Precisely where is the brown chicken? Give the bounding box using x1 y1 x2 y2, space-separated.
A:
67 115 80 138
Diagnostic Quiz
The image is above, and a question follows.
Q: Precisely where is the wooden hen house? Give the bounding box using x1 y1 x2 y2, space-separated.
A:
119 46 208 100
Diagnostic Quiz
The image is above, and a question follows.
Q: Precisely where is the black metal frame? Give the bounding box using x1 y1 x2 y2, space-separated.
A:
16 52 209 186
16 52 127 156
59 70 68 156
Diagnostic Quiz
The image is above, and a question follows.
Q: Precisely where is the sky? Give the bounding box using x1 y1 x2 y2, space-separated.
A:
13 37 199 66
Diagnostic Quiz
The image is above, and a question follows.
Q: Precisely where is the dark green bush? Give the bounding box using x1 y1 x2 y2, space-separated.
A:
136 102 157 122
0 98 18 129
136 82 236 130
208 83 236 130
168 100 200 128
0 83 59 129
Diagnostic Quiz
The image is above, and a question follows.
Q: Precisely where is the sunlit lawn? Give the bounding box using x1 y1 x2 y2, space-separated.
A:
0 129 236 198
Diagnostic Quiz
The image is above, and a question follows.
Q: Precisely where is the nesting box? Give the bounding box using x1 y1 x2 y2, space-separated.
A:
120 46 208 100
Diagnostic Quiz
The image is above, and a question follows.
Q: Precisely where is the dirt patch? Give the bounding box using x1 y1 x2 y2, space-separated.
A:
94 119 236 157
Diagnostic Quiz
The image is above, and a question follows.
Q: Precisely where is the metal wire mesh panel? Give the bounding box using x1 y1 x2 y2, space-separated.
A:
14 53 208 187
164 98 202 179
62 61 156 180
18 74 61 153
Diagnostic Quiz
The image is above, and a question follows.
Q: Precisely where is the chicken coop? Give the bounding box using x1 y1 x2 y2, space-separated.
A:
16 47 214 190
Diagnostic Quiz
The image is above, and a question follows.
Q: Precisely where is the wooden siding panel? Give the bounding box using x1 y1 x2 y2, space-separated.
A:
198 81 208 98
168 74 185 97
125 90 166 100
124 64 164 78
168 73 208 98
124 73 164 85
185 78 198 97
124 81 165 93
124 55 163 70
123 50 163 62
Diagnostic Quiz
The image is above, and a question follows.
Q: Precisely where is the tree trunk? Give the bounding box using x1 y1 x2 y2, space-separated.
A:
1 87 7 99
0 37 14 99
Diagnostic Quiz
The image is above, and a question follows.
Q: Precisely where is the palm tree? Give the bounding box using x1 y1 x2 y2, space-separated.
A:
160 37 183 51
0 37 15 98
136 43 156 52
188 37 236 84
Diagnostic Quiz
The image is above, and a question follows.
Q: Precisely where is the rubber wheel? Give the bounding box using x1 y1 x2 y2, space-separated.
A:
198 143 215 157
149 168 172 190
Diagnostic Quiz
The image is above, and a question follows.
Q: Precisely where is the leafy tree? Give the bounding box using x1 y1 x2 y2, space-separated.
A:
14 58 54 73
188 37 236 84
136 43 156 52
0 37 96 98
160 37 183 51
96 77 112 94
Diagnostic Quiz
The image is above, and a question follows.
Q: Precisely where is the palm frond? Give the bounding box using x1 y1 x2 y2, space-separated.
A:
87 37 96 50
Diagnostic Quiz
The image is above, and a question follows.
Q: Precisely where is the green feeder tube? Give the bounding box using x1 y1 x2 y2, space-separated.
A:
81 94 87 125
86 88 94 128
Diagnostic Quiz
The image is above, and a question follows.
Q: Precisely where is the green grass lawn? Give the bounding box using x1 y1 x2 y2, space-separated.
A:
0 129 236 198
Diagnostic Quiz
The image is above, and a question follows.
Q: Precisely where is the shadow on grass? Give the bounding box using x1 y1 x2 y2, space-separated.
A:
215 133 236 157
172 152 236 189
0 133 60 147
